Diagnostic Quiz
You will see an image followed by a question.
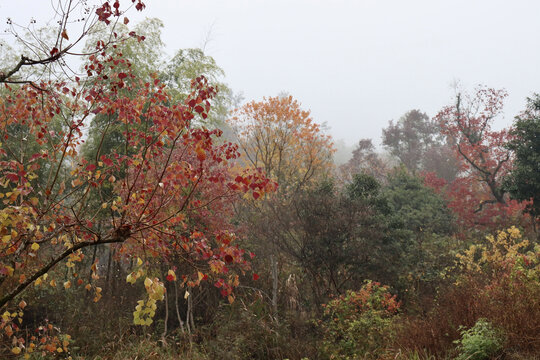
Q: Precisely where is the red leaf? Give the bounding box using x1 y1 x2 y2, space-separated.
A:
118 72 127 80
253 273 259 281
50 47 59 57
5 173 19 183
86 164 96 172
252 192 260 199
101 156 114 166
224 254 233 263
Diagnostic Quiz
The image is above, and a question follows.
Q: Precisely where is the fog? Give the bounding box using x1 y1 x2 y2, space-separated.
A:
2 0 539 147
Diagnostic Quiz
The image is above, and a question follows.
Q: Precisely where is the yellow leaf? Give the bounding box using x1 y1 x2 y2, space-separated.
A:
5 266 14 276
11 347 21 354
137 257 143 266
63 281 71 289
126 273 135 284
184 290 190 299
71 178 83 187
31 242 40 251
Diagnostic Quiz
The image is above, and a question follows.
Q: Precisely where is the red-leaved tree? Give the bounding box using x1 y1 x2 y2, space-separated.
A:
0 40 275 356
427 87 526 232
1 0 146 88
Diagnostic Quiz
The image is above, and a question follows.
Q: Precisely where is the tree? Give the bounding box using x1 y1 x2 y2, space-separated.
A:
0 43 274 356
340 138 388 183
384 169 455 237
382 169 456 297
0 0 146 88
75 18 238 340
382 110 458 181
164 48 233 127
504 94 540 227
383 110 434 172
231 95 334 194
83 17 167 83
229 95 334 316
431 87 525 232
280 176 389 303
81 19 233 161
83 19 234 128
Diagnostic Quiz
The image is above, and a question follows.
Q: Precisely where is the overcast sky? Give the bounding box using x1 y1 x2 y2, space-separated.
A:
2 0 540 147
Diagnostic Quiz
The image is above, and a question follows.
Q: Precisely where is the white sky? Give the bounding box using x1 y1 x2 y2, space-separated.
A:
2 0 540 147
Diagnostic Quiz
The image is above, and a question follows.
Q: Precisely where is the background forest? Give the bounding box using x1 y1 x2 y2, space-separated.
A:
0 1 539 359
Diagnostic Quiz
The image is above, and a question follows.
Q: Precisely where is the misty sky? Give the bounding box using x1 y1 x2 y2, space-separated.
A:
2 0 540 147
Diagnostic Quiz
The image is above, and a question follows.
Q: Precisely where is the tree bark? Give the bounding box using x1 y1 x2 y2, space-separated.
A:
271 254 279 319
0 235 126 309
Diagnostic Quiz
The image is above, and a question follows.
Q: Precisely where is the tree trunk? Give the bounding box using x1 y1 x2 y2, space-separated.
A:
174 281 185 333
271 254 279 319
161 288 169 344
